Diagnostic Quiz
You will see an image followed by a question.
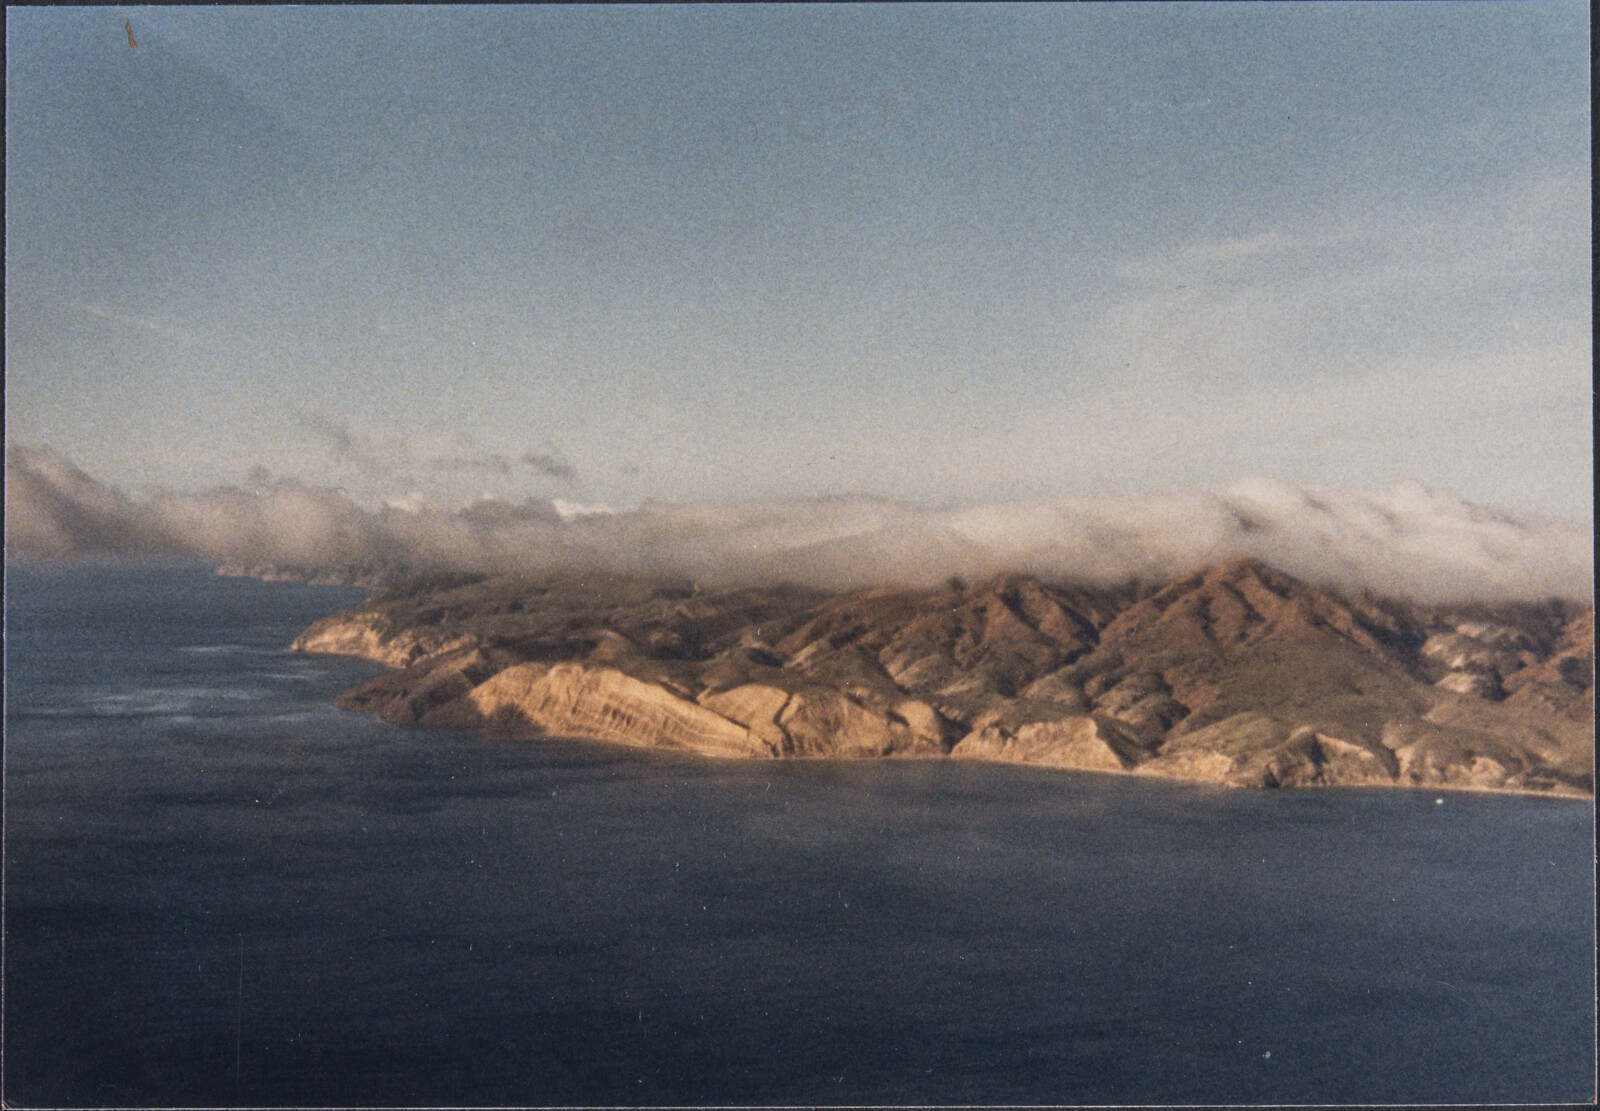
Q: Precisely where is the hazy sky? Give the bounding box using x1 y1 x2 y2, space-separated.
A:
6 3 1592 520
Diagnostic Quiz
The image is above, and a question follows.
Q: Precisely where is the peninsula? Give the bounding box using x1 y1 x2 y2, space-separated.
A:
292 559 1594 795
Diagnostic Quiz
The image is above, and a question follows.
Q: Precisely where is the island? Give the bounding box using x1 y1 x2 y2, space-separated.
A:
291 558 1594 796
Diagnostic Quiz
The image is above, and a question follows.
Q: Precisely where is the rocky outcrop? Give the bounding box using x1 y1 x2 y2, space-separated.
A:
1134 715 1400 789
459 663 772 758
294 611 481 670
291 561 1595 796
951 716 1133 772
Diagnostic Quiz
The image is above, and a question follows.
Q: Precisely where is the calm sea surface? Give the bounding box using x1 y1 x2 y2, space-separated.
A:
3 562 1595 1107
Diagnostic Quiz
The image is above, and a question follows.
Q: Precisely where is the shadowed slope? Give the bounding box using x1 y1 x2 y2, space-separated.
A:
292 562 1594 795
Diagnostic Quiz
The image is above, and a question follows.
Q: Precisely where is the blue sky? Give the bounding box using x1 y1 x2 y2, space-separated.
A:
6 3 1591 520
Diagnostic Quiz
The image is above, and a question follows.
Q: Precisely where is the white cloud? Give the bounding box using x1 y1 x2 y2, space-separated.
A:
79 303 202 346
982 179 1593 517
551 499 617 522
7 445 1590 603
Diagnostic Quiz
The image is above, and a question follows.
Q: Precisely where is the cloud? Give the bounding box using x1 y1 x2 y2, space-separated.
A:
296 412 396 479
6 445 1590 603
426 454 514 476
521 452 578 481
551 499 616 521
424 451 577 482
970 182 1593 520
292 412 578 487
78 303 202 345
4 446 180 557
1094 180 1589 382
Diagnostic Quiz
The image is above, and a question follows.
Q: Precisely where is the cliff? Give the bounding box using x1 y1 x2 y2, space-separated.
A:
291 561 1595 796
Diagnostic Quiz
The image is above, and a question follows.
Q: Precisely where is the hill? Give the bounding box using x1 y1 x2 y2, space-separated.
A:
292 560 1594 795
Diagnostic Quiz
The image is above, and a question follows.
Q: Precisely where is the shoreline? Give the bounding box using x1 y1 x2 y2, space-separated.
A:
288 561 1595 801
341 695 1597 802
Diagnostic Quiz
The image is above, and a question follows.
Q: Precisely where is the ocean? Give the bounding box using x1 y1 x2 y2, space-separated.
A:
3 561 1594 1106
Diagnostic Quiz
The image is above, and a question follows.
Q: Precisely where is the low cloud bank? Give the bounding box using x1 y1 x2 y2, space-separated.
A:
6 446 1591 603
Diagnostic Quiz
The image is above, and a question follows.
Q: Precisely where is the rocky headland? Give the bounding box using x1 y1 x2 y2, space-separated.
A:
290 560 1595 796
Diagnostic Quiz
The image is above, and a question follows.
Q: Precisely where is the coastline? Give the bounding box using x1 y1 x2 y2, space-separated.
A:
378 714 1598 800
287 562 1595 800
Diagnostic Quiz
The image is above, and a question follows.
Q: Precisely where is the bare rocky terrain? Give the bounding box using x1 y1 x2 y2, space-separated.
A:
291 559 1594 795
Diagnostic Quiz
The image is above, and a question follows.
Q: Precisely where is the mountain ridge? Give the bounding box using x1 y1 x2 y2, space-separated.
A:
291 559 1594 795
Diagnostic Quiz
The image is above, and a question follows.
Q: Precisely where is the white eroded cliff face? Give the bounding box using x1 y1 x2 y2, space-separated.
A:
464 663 772 758
292 612 478 670
459 666 962 761
951 717 1129 772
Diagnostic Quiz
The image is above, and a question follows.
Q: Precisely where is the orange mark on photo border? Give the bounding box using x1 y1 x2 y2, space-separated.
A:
126 20 136 49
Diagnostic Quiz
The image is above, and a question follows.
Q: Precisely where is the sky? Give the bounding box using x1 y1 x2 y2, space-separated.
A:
5 3 1593 530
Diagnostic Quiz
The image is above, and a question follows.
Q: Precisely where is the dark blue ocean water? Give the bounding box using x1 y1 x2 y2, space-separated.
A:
3 561 1595 1107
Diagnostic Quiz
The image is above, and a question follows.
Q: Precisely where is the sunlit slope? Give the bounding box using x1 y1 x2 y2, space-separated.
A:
294 560 1593 794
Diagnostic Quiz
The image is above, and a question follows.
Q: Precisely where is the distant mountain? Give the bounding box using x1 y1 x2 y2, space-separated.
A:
292 561 1594 795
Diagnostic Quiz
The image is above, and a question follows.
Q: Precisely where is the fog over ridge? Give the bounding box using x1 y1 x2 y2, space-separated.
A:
5 445 1591 604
